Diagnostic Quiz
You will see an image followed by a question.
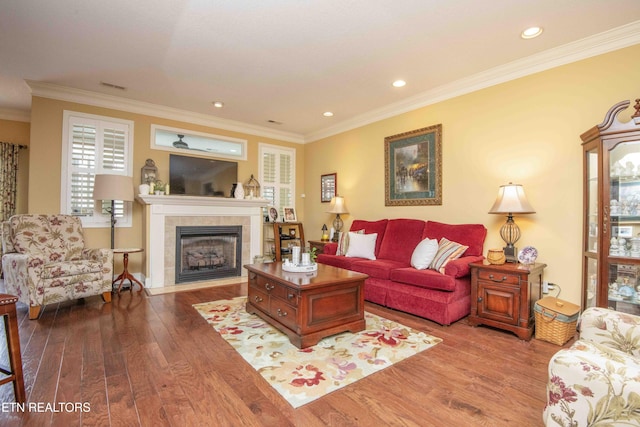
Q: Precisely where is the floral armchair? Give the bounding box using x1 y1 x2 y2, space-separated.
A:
1 214 112 319
543 307 640 426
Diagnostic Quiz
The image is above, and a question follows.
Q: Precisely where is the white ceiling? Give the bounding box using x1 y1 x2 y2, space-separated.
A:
1 1 640 142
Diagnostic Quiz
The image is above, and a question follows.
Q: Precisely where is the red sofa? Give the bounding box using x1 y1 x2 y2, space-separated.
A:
316 219 487 325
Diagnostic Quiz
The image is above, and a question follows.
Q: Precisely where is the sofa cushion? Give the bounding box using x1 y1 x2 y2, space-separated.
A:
429 238 468 273
411 238 439 270
346 232 377 260
423 221 487 257
390 267 457 292
350 259 407 280
377 219 426 263
350 219 388 256
316 253 361 270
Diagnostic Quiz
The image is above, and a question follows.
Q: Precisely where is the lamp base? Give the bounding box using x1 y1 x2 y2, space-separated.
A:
504 245 518 263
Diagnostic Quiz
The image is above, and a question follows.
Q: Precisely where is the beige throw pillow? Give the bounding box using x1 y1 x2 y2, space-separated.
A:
429 237 468 273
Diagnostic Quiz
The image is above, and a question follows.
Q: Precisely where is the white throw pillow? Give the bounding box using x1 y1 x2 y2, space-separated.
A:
336 229 364 256
345 232 377 260
410 238 439 270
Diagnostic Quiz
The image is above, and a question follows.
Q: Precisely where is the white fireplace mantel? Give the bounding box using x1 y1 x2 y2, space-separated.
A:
136 195 269 288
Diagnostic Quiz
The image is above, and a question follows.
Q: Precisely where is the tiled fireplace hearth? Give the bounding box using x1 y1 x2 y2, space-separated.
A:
136 195 267 289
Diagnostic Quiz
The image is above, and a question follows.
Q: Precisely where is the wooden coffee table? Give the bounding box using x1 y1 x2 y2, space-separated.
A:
244 262 367 348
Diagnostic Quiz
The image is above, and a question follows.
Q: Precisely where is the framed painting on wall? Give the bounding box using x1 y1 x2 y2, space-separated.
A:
384 124 442 206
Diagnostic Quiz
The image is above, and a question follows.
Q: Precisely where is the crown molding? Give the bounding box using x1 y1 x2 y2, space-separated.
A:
304 20 640 142
0 108 30 122
26 81 305 144
23 21 640 144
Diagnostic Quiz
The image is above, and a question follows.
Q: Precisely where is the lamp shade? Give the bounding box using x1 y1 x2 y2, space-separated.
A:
327 196 349 214
488 183 535 214
92 174 135 202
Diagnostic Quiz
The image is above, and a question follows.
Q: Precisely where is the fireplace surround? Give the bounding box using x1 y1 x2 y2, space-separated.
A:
136 195 267 289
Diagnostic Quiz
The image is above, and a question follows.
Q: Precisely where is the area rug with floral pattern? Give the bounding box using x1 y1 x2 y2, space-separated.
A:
193 296 442 408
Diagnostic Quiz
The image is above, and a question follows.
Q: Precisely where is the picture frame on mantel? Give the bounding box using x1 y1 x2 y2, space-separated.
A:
320 173 336 203
384 124 442 206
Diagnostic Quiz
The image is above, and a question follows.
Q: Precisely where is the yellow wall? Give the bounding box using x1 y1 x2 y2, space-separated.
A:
304 44 640 306
19 43 640 305
28 98 305 274
0 119 30 214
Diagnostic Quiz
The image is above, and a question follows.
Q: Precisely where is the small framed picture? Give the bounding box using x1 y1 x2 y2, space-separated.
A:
321 173 337 203
283 206 297 222
268 207 279 222
613 225 633 238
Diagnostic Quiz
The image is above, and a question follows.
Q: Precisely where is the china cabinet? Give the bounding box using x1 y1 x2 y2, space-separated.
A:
581 98 640 315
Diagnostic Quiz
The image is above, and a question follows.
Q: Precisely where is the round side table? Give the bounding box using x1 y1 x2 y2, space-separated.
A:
112 248 144 293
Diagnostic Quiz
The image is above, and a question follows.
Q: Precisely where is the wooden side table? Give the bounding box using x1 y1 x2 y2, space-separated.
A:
469 261 546 340
112 248 144 293
308 240 330 255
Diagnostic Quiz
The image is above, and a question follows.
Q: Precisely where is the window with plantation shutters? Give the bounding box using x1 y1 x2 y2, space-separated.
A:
259 144 295 213
61 111 134 228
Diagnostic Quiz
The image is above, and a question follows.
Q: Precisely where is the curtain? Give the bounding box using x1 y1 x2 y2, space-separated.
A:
0 142 21 222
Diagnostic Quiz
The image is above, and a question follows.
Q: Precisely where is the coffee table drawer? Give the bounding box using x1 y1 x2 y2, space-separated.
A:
248 287 269 312
254 276 299 307
270 299 298 331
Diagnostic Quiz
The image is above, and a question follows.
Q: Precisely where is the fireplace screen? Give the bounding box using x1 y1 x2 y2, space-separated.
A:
175 225 242 284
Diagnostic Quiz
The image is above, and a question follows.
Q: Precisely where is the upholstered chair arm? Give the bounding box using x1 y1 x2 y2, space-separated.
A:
1 253 29 305
82 248 113 264
2 252 47 307
578 307 640 357
83 248 114 287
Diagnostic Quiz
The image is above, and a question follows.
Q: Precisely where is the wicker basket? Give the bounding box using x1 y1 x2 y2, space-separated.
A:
534 297 580 345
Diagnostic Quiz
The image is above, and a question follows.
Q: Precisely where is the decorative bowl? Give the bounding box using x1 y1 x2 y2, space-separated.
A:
517 246 538 264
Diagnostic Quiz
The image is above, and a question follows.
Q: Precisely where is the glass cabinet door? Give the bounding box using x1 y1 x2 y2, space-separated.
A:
607 141 640 314
584 147 599 309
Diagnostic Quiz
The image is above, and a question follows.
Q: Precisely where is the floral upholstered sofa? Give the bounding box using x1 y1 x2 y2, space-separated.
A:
543 307 640 426
1 214 113 319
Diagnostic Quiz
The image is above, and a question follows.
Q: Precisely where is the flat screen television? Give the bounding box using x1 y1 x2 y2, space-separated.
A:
169 154 238 197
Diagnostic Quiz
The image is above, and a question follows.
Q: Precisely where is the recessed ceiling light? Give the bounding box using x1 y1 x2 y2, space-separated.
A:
323 111 334 117
521 26 543 39
212 101 224 108
392 80 406 88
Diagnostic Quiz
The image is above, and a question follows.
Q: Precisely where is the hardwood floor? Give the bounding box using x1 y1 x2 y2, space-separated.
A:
0 282 565 426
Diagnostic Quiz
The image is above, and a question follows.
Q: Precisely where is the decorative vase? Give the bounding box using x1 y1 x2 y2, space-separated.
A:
139 184 150 195
234 182 245 199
